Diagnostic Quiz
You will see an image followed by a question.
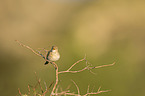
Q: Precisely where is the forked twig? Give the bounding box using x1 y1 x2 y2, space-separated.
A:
83 86 111 96
59 62 115 74
67 54 86 71
51 84 111 96
35 72 44 93
42 81 54 95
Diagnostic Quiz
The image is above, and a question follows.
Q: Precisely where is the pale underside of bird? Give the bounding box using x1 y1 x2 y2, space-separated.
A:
45 46 60 65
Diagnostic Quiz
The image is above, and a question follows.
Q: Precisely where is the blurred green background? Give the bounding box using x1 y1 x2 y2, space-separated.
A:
0 0 145 96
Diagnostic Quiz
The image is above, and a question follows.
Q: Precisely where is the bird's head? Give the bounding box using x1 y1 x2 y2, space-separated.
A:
51 46 58 52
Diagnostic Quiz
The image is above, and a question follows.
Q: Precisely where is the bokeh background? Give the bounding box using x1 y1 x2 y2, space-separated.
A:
0 0 145 96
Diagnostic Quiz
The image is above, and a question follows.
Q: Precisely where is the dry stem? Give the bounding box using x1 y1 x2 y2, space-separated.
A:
28 84 31 95
16 40 115 96
71 80 80 95
50 62 59 96
15 40 44 58
18 88 22 96
59 62 115 74
42 81 54 96
35 72 44 93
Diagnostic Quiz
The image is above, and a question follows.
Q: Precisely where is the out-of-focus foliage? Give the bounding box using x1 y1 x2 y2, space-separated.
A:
0 0 145 96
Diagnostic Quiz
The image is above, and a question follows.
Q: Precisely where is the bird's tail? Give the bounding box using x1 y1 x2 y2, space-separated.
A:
44 61 49 65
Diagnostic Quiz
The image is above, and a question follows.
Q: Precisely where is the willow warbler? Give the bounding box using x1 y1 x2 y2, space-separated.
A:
44 46 60 65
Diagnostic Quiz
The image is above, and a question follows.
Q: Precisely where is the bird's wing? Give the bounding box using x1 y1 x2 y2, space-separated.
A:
46 51 50 59
46 50 52 59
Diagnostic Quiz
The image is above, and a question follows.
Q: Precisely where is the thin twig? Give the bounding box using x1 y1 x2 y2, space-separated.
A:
59 62 115 74
48 81 54 89
98 86 101 92
71 80 80 95
55 85 59 94
67 55 86 71
28 84 31 95
91 62 115 69
87 85 90 94
83 90 111 96
15 40 45 59
59 66 89 74
52 91 74 96
44 81 47 91
42 81 54 95
35 72 44 93
16 40 52 63
89 70 96 75
91 85 95 92
18 88 22 96
51 85 111 96
66 84 71 91
83 86 111 96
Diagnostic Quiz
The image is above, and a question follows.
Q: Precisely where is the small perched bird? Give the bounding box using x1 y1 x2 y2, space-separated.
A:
45 46 60 65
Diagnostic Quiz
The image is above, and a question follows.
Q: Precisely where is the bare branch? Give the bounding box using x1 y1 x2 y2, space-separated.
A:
36 48 49 60
67 55 86 71
37 48 49 52
27 84 31 95
16 41 115 96
66 84 71 91
83 89 111 96
55 85 59 94
42 82 54 96
89 70 96 75
83 91 111 96
87 85 90 94
91 85 95 93
42 81 54 95
35 72 44 93
98 86 101 92
59 62 115 74
83 86 111 96
51 85 111 96
18 88 22 96
16 40 53 65
15 40 45 59
48 81 54 89
64 92 79 96
52 91 76 96
59 66 89 74
91 62 115 69
71 80 80 95
50 62 59 96
44 81 47 91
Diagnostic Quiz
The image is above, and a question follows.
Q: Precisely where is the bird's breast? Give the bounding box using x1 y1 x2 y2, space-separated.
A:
48 52 60 61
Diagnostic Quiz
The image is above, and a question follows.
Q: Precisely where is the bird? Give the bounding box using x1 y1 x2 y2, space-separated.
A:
44 46 60 65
